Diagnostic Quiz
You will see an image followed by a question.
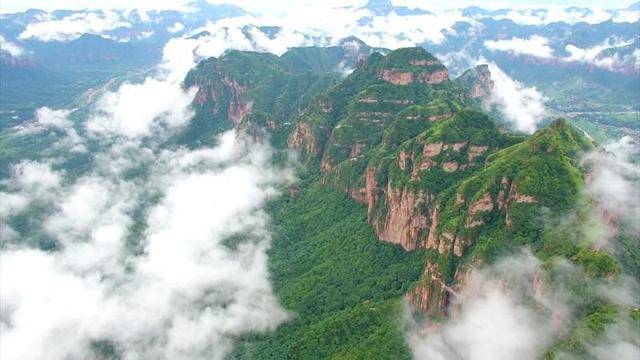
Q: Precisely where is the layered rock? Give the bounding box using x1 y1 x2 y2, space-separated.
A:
288 122 320 157
455 64 495 100
405 263 449 316
377 185 430 250
379 67 449 85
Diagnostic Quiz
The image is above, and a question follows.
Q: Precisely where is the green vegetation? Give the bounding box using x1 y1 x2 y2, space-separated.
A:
3 44 636 359
231 183 425 359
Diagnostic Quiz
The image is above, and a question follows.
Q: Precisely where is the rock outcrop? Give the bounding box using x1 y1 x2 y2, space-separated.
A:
288 122 320 157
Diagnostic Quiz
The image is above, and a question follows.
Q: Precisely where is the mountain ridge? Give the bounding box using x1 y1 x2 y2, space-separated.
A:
179 45 634 358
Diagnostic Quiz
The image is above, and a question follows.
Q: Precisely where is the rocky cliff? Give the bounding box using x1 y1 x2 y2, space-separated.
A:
185 44 619 322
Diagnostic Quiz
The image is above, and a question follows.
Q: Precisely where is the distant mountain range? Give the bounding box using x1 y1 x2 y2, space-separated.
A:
0 0 638 136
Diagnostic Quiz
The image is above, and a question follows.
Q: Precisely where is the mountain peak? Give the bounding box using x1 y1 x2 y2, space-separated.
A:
376 48 448 85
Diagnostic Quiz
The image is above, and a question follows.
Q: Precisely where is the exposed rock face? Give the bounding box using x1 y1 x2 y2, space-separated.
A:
398 151 412 171
469 192 494 214
426 207 440 249
410 59 440 66
455 64 494 100
321 156 333 173
424 142 444 157
288 122 318 156
349 143 365 158
350 167 379 217
228 99 253 124
379 68 449 85
380 69 414 85
194 86 209 105
405 263 449 316
468 145 488 162
428 113 453 122
442 161 459 172
496 178 537 228
420 69 449 84
378 185 429 250
468 64 494 99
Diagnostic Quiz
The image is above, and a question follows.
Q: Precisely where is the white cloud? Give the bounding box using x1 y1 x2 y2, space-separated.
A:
583 136 640 233
0 34 24 57
437 51 547 133
484 35 554 59
19 107 86 152
176 6 465 58
493 6 638 25
488 63 547 133
1 29 296 359
0 160 63 219
584 318 640 360
86 77 196 139
167 22 185 33
564 37 635 71
0 132 292 360
406 252 560 360
18 10 131 42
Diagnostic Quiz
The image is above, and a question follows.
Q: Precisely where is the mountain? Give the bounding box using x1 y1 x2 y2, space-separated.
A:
180 38 382 146
363 0 431 16
178 46 637 358
1 3 638 141
0 3 638 357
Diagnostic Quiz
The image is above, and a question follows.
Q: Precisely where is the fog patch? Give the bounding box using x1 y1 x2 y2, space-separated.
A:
583 136 640 233
488 63 547 134
18 10 131 42
484 35 554 59
405 252 559 360
0 34 24 57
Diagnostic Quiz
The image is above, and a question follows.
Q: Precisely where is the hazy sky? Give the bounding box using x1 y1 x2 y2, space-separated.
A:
0 0 637 14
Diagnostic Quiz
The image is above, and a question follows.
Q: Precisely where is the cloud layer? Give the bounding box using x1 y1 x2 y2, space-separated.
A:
406 252 559 360
0 34 24 57
19 11 131 42
484 35 554 59
0 36 292 360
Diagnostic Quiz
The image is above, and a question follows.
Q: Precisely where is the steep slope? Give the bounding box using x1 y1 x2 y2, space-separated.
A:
287 47 492 170
181 50 339 146
231 183 424 359
180 39 382 147
180 46 636 358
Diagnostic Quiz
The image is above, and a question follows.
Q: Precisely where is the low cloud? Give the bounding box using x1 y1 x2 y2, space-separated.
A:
405 249 639 360
406 252 560 360
484 35 554 59
1 30 293 360
583 136 640 233
492 6 638 25
564 37 636 72
488 63 547 134
0 34 24 57
0 131 292 360
437 50 547 134
18 11 131 42
19 107 86 152
167 22 184 33
0 160 62 222
86 77 196 139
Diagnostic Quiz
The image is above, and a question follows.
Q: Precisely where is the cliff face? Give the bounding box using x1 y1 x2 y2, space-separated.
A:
182 48 343 145
376 47 449 85
285 49 595 316
178 44 631 357
188 46 603 319
455 64 495 100
281 48 512 315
